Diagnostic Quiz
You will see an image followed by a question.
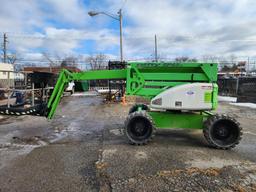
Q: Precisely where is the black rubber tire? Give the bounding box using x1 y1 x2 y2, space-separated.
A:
203 114 242 149
128 103 149 114
124 111 156 145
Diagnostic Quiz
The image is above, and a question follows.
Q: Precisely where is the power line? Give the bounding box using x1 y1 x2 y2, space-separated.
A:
2 32 256 43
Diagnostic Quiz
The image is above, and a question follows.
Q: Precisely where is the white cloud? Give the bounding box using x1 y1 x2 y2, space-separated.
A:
0 0 44 32
41 27 119 54
22 53 44 60
43 0 88 26
116 0 256 58
0 0 91 56
1 0 256 61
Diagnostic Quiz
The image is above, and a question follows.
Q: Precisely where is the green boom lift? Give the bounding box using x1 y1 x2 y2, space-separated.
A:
45 62 242 149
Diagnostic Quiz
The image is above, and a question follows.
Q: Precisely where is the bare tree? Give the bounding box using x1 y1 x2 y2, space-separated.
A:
202 55 218 62
0 52 17 64
42 52 57 65
7 54 17 64
175 56 197 62
229 54 237 65
61 56 78 68
42 52 59 72
86 53 108 70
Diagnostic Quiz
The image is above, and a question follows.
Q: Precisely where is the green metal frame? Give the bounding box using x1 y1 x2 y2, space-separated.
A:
47 62 218 130
148 111 209 129
126 62 217 98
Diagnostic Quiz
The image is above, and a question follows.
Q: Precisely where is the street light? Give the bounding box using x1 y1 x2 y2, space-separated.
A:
88 11 99 17
88 9 123 62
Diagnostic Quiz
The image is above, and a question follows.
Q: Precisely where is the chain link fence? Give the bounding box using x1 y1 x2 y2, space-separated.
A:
218 77 256 103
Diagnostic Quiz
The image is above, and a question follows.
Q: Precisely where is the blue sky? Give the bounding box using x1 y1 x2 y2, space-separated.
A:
1 0 256 62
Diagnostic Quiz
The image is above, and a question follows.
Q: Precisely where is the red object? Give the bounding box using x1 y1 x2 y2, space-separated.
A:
23 66 81 74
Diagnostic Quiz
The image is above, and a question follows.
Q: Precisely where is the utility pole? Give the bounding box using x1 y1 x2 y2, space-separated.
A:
154 34 158 62
88 9 124 62
118 9 123 62
247 56 250 76
3 33 8 63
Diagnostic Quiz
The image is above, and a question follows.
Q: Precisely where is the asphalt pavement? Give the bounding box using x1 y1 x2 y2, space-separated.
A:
0 95 255 191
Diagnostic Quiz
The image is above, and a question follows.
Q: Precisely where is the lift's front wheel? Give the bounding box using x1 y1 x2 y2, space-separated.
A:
203 115 242 149
124 111 156 145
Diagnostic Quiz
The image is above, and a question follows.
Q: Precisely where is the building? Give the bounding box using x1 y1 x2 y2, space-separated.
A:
23 66 81 74
0 63 14 79
22 66 84 89
0 63 15 88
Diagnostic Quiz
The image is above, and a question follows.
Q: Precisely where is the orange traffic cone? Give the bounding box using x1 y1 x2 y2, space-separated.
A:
121 95 127 106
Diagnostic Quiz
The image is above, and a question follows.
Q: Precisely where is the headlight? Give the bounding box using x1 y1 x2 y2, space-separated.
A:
152 98 162 105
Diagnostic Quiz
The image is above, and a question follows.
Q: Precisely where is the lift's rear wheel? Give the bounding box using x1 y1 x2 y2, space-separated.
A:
203 114 242 149
128 103 149 114
125 111 156 145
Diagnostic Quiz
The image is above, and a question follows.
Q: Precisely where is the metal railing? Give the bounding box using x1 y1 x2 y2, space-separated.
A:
0 85 53 108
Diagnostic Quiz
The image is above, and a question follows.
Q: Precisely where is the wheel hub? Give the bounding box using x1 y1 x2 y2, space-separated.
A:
217 126 229 138
135 122 145 134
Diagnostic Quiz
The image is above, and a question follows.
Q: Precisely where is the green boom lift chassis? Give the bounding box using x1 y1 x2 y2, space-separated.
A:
46 62 242 149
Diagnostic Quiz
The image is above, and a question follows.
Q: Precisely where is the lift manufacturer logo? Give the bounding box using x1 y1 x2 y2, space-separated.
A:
186 90 194 95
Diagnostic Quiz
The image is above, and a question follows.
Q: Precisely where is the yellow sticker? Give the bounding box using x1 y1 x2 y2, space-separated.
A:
204 92 212 103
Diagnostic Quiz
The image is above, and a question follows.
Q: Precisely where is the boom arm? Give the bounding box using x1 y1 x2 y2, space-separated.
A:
47 69 126 119
47 62 218 119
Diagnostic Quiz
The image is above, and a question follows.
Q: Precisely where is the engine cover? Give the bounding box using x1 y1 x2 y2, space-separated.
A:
150 83 214 110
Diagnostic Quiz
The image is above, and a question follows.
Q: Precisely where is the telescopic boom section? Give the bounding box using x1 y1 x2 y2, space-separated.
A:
47 68 127 119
